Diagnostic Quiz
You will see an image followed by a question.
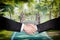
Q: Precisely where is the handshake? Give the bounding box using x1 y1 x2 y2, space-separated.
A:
22 24 38 34
0 16 59 34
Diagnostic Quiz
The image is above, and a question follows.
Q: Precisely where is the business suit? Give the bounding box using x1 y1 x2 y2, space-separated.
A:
37 17 60 33
0 16 60 33
0 16 22 32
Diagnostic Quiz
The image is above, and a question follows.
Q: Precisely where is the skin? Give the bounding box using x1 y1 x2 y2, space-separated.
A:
23 24 37 34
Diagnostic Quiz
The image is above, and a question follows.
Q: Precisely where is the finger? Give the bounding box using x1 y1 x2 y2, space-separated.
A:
31 28 36 34
28 24 37 30
26 31 34 34
24 30 33 34
25 28 34 34
28 26 36 33
28 28 36 34
23 24 36 34
23 27 33 34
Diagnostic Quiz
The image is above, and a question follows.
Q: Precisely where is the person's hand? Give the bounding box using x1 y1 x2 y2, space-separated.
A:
23 24 37 34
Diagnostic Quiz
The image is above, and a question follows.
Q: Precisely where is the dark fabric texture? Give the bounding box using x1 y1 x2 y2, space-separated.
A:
0 16 22 32
37 17 60 33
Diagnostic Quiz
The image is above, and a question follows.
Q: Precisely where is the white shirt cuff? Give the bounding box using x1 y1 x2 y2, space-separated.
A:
34 25 38 30
20 24 25 32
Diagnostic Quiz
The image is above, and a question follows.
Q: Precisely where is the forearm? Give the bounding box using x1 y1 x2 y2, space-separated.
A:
37 17 60 33
0 16 22 32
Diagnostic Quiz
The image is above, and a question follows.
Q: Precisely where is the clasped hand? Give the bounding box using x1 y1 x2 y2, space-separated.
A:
23 24 37 34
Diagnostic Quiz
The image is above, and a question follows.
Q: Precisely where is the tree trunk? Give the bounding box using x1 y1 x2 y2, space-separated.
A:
36 12 40 24
20 12 25 23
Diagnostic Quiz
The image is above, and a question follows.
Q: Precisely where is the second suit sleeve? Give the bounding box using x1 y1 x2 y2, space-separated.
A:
37 17 60 33
0 16 22 32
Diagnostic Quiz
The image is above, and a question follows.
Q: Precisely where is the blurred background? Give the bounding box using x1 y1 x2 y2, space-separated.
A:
0 0 60 40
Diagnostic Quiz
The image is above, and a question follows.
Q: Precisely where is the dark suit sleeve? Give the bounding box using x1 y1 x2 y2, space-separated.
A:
37 17 60 33
0 16 22 32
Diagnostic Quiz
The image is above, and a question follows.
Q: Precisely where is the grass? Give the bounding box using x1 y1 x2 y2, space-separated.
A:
0 30 12 40
47 30 60 40
52 35 60 40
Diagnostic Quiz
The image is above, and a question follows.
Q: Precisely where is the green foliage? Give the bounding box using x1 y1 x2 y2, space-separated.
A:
0 0 60 40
